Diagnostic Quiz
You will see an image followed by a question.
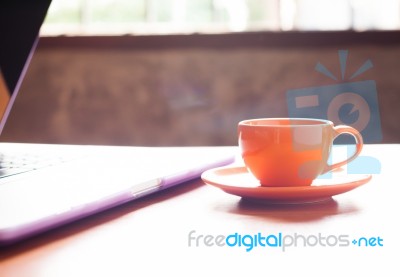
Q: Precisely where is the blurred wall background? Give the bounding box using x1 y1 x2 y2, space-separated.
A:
1 32 399 146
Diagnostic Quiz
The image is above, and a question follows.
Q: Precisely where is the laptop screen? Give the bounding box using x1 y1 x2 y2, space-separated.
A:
0 0 52 135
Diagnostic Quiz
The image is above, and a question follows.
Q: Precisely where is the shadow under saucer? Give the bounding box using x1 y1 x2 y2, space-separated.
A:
216 196 360 223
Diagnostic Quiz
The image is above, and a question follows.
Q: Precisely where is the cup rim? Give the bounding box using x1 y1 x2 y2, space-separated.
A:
238 117 333 127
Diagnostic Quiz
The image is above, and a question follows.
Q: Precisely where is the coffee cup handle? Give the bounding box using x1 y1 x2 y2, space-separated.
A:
322 125 363 174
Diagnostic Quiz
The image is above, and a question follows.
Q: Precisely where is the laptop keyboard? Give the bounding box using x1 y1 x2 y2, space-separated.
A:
0 152 71 179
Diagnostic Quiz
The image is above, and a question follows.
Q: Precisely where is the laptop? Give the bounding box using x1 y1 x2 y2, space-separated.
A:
0 0 235 245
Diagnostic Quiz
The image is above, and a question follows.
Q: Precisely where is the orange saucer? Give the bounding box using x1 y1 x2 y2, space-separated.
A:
201 166 372 204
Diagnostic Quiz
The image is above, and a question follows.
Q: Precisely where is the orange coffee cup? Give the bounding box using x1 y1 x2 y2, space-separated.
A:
238 118 363 187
